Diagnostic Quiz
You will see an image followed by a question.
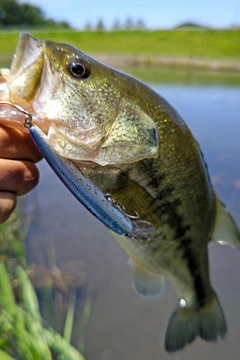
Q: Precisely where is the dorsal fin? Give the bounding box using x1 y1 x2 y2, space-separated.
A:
212 193 240 248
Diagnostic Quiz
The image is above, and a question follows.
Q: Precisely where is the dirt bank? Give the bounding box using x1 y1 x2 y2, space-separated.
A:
93 54 240 72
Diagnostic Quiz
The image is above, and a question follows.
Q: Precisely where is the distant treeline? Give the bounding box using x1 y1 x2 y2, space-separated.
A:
0 0 147 31
85 18 146 31
0 0 239 31
0 0 72 29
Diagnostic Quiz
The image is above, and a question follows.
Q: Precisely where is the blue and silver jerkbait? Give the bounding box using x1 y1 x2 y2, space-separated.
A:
27 122 154 238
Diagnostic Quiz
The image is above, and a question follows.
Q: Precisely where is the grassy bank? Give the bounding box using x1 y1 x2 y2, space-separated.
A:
0 29 240 58
0 29 239 83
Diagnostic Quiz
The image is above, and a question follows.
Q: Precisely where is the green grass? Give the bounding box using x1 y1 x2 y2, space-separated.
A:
0 29 239 83
0 212 88 360
0 29 240 61
0 262 86 360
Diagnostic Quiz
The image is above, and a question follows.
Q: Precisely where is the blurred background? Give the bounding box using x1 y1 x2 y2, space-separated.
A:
0 1 240 360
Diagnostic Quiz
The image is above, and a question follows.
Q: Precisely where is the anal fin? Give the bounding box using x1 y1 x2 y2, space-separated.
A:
129 259 164 298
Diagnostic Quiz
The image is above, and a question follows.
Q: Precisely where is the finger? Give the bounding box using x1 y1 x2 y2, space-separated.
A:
0 159 40 196
0 125 42 163
0 191 16 224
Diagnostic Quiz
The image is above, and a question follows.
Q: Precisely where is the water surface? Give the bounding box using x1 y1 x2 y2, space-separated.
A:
24 84 240 360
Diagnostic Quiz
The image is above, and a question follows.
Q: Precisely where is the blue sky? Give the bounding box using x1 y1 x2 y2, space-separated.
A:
19 0 240 29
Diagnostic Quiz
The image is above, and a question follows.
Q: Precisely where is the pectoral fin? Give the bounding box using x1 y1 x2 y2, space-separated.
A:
96 101 158 165
129 260 165 298
212 194 240 248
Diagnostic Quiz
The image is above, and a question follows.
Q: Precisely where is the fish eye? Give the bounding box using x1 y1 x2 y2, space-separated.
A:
67 61 91 79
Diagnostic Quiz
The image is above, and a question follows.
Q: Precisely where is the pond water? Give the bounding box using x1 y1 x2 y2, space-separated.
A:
23 83 240 360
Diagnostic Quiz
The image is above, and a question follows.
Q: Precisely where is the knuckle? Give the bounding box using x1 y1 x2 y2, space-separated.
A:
18 161 40 195
0 192 17 224
0 159 40 196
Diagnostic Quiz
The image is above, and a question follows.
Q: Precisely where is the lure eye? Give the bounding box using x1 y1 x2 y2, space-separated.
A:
67 61 91 79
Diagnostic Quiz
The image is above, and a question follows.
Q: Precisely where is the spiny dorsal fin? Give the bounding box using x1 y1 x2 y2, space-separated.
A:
212 193 240 248
129 259 165 298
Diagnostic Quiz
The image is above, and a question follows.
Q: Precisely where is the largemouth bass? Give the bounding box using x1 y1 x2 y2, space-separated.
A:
0 32 240 352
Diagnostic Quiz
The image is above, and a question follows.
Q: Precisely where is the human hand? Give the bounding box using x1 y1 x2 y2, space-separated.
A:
0 124 42 224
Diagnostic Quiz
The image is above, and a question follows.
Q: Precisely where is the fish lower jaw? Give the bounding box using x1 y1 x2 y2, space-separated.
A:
47 132 125 167
72 160 102 169
45 124 102 162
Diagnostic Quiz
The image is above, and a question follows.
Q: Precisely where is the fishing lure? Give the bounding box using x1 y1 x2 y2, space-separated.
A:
0 101 155 238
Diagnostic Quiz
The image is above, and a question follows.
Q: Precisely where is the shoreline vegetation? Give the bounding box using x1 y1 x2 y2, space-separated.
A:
0 29 239 84
0 209 87 359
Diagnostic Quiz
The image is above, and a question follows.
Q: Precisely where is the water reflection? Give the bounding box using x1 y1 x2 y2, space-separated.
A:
24 84 240 359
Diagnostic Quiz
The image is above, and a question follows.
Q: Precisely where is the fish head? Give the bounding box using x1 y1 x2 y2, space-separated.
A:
6 32 158 166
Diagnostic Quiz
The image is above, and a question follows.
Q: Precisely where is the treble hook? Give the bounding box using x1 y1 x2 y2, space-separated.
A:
105 193 139 220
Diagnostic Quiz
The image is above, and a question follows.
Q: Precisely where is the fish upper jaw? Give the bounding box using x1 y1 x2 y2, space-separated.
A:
7 32 44 102
10 32 43 77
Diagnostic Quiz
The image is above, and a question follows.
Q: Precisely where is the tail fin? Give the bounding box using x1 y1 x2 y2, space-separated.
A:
164 292 227 352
